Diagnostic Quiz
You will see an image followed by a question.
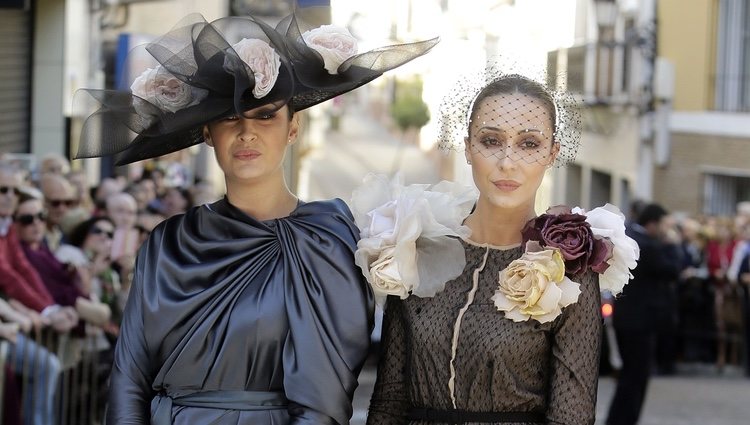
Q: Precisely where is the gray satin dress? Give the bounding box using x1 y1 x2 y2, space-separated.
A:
107 198 374 425
368 240 601 425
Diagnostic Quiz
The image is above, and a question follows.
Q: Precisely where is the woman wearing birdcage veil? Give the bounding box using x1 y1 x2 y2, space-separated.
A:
74 9 437 425
351 65 640 424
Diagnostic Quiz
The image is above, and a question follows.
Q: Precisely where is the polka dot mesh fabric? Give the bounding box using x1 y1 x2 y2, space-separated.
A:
367 240 602 425
437 66 581 168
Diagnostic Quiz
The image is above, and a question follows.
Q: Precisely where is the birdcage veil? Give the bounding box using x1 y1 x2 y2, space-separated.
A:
436 59 581 167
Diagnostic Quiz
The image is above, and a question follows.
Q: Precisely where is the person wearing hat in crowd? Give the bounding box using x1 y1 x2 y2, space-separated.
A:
73 10 437 425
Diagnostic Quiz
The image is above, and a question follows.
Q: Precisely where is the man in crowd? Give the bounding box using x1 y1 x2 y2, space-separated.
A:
606 203 683 425
39 173 78 252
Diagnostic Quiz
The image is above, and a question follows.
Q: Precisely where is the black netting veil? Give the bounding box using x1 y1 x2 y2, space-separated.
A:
437 62 581 168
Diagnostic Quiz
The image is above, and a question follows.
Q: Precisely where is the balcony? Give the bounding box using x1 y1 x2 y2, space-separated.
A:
547 40 644 110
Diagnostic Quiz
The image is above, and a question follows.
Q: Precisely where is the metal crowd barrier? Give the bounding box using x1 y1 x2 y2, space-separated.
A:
0 326 108 425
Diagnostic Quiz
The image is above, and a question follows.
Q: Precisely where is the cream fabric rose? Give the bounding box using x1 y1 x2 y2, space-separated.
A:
573 204 640 295
492 242 581 323
231 38 281 99
130 67 207 113
301 24 358 75
369 246 411 300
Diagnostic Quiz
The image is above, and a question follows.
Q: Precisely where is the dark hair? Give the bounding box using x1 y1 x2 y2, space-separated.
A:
468 74 557 138
286 103 296 120
629 199 647 222
17 192 41 205
637 203 669 226
68 216 114 248
168 187 194 210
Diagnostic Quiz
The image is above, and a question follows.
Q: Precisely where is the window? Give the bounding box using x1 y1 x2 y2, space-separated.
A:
566 164 583 207
591 169 612 208
703 173 750 216
715 0 750 112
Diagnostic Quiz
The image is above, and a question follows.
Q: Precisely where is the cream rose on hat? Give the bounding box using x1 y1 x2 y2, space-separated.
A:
301 24 358 75
230 38 281 99
130 67 208 113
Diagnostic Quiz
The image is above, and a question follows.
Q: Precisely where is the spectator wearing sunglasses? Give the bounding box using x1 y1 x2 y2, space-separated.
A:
0 163 78 331
16 195 110 329
39 173 79 252
56 217 126 328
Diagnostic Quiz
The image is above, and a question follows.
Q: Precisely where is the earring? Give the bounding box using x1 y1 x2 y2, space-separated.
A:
466 159 472 165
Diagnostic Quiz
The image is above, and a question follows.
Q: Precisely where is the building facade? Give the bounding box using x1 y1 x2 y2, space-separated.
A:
654 0 750 216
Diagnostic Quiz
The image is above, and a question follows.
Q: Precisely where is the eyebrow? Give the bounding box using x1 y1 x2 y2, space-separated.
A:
477 126 545 136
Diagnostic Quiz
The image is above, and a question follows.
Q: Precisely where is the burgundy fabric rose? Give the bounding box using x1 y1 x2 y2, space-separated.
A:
522 206 613 276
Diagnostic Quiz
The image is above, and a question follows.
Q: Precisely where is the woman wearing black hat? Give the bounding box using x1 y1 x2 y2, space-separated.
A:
75 11 437 425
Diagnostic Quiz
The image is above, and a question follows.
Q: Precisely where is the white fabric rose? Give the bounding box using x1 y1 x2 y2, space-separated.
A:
130 67 207 114
492 242 581 323
352 173 477 305
369 246 411 300
301 25 358 75
231 38 281 99
573 204 640 295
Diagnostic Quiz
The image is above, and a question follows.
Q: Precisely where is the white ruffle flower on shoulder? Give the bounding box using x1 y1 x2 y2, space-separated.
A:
572 204 640 295
351 173 476 306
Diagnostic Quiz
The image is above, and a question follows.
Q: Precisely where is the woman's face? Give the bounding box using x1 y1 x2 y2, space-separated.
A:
204 103 298 185
465 93 558 210
84 219 114 255
15 199 46 245
163 188 188 216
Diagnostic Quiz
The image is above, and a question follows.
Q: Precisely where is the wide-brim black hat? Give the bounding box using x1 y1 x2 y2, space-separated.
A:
74 11 438 165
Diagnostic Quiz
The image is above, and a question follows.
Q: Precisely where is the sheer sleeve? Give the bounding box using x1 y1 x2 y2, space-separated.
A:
281 200 375 425
367 297 409 425
546 271 602 425
106 251 156 424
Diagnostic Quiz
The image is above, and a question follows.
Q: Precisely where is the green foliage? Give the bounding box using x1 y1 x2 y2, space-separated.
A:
391 96 430 131
390 77 430 131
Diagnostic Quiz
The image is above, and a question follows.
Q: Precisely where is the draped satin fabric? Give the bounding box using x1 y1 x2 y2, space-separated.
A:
107 198 374 425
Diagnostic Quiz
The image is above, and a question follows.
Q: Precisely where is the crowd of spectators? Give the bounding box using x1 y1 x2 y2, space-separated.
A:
0 152 218 425
617 200 750 377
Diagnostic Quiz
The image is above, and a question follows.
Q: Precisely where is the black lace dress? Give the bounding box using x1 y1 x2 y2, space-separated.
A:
368 239 601 425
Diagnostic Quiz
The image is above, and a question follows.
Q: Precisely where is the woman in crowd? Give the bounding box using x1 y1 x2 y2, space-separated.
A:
73 10 437 425
16 195 111 328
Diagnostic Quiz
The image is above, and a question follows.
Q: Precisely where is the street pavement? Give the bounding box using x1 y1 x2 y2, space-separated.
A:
352 364 750 425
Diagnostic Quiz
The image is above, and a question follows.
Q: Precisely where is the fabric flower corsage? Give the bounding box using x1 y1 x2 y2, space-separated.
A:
493 204 639 323
491 241 581 324
351 173 476 305
301 24 358 75
130 66 208 114
230 38 282 99
573 204 640 295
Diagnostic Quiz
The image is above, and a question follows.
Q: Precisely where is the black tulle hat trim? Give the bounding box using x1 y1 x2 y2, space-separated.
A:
74 10 438 165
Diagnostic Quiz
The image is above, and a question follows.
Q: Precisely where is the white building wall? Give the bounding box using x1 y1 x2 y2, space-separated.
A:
31 0 67 157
